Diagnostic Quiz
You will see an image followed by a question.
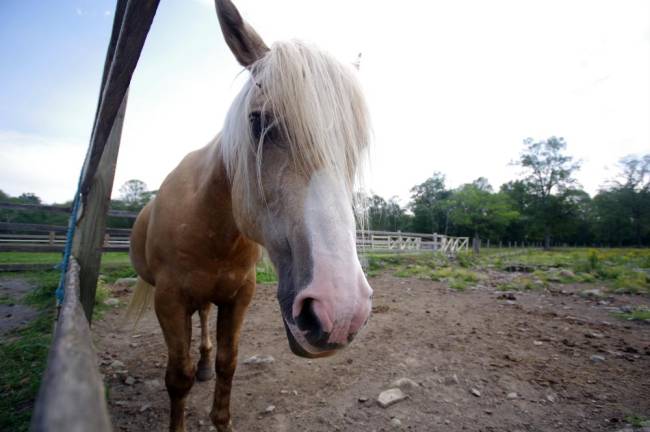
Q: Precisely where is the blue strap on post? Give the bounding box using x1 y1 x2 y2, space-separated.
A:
55 172 84 305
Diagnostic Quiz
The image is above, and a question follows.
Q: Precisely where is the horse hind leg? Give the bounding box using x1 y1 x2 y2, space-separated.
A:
196 303 214 381
156 292 196 432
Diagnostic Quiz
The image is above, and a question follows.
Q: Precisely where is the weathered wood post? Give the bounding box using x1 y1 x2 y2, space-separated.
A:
71 0 160 322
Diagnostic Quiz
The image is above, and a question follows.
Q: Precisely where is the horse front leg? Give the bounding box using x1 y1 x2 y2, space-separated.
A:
210 282 255 432
196 303 214 381
155 292 195 432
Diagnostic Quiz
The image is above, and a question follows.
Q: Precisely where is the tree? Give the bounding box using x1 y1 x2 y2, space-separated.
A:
515 137 580 249
408 173 450 234
446 178 518 254
365 194 410 232
595 154 650 246
117 179 155 211
17 193 41 204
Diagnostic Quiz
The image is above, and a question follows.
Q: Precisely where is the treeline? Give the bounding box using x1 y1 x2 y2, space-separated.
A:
2 138 649 249
0 180 156 230
364 138 650 249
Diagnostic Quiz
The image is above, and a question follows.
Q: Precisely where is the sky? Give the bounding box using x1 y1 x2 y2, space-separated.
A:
1 0 649 205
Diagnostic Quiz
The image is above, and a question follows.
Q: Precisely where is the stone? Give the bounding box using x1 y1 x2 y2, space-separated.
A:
546 394 557 403
110 360 125 369
139 403 151 412
580 289 604 298
390 378 419 389
144 379 161 389
443 374 459 385
115 277 138 287
124 376 135 386
390 418 402 428
585 332 605 339
358 396 369 403
104 298 120 306
377 388 408 408
243 355 275 365
507 392 518 399
497 292 517 300
470 388 481 397
590 354 606 363
533 340 543 346
559 270 575 278
264 405 275 414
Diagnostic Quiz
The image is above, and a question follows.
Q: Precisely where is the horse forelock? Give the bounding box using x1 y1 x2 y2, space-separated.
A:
219 39 371 205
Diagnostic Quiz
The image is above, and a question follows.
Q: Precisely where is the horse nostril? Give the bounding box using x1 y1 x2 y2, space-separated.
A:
295 298 326 342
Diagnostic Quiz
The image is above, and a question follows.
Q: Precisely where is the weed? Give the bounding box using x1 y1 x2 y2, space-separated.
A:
624 415 649 428
614 308 650 322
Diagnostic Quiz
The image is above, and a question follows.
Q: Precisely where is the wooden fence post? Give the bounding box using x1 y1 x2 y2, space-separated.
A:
73 94 128 322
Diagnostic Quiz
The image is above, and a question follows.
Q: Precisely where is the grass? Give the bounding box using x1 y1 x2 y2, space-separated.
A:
361 248 650 295
624 415 649 428
0 271 57 432
497 276 545 292
481 248 650 294
256 258 277 284
614 308 650 322
0 251 131 266
0 265 131 431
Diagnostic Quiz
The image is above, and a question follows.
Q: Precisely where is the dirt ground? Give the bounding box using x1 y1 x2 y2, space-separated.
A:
0 278 38 335
94 273 650 432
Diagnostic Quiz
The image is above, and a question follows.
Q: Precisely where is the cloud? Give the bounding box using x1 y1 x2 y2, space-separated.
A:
0 131 86 203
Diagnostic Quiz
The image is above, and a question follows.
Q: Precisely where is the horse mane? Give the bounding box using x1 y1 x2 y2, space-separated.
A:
219 39 371 201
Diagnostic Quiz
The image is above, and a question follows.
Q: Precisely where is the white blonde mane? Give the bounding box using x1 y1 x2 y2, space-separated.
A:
220 40 370 200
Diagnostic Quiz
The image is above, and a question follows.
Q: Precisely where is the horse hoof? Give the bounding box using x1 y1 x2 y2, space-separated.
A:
216 420 233 432
196 367 214 382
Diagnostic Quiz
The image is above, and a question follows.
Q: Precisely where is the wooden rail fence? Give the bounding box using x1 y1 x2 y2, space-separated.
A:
31 257 112 431
2 224 470 255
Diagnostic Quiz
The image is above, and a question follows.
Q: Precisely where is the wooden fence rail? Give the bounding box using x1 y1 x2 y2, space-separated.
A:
1 225 471 254
0 202 139 219
30 257 112 431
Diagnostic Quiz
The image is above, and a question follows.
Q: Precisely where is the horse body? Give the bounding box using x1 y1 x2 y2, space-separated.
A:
128 1 372 430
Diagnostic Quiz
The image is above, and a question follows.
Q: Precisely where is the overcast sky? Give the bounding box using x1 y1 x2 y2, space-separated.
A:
1 0 648 205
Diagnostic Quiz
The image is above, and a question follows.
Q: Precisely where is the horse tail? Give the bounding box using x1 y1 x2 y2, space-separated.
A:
125 277 155 326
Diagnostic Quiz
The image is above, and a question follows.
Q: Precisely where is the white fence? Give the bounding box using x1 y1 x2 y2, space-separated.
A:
357 231 469 254
1 225 468 255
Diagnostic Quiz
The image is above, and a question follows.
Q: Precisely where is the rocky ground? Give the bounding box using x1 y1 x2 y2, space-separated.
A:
94 273 650 432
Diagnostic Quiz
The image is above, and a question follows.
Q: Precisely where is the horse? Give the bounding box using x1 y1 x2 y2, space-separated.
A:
127 1 373 430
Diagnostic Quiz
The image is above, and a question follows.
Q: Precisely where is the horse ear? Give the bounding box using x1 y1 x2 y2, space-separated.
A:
215 0 269 67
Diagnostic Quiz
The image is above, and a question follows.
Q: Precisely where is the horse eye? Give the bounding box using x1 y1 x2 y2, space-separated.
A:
249 111 263 141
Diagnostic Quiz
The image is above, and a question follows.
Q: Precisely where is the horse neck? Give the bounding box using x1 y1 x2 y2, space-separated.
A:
195 137 238 232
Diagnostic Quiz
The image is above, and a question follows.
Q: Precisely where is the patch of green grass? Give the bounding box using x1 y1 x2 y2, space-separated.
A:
92 277 113 321
0 252 63 265
614 308 650 322
0 312 54 431
624 415 649 428
0 272 57 432
448 278 469 291
498 276 545 292
0 251 131 266
455 251 476 268
256 258 277 284
101 265 137 285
